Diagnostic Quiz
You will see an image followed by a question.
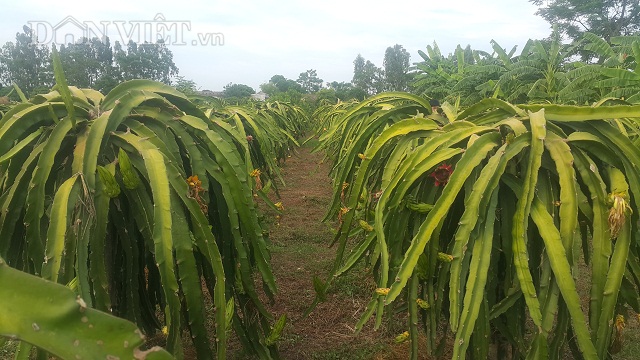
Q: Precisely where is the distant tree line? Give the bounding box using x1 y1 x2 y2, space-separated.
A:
0 25 412 107
253 44 412 107
0 27 178 97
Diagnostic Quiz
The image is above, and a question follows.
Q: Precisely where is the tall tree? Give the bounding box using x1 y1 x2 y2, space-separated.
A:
530 0 640 42
173 76 199 95
223 83 255 98
383 44 411 91
328 81 366 100
263 75 302 94
0 54 7 88
352 54 366 88
0 27 52 95
59 37 114 89
297 69 323 93
259 81 278 96
114 39 178 85
352 54 384 95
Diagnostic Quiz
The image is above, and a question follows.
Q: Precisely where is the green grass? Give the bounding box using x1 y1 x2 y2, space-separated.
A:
279 332 304 348
269 240 324 256
330 263 375 298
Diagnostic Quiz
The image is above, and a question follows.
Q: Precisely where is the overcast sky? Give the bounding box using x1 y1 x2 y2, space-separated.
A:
0 0 551 91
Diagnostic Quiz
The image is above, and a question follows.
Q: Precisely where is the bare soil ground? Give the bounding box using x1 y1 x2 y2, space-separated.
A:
240 144 419 359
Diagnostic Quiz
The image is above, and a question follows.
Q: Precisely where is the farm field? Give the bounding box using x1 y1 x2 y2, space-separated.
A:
2 1 640 359
2 83 640 359
3 138 640 360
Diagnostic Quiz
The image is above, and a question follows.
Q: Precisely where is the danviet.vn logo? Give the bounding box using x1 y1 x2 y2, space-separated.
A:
26 13 224 46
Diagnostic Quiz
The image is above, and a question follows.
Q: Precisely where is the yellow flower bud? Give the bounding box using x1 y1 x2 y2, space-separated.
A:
437 252 454 263
250 169 261 177
416 298 430 310
375 288 390 296
394 331 410 343
359 220 374 232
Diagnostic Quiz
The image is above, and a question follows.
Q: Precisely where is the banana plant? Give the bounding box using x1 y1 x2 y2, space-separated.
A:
560 33 640 104
0 48 284 359
496 29 572 104
412 41 462 103
413 42 513 106
411 33 640 106
319 93 640 359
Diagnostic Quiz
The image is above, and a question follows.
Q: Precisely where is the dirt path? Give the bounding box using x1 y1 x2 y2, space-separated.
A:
258 144 413 359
